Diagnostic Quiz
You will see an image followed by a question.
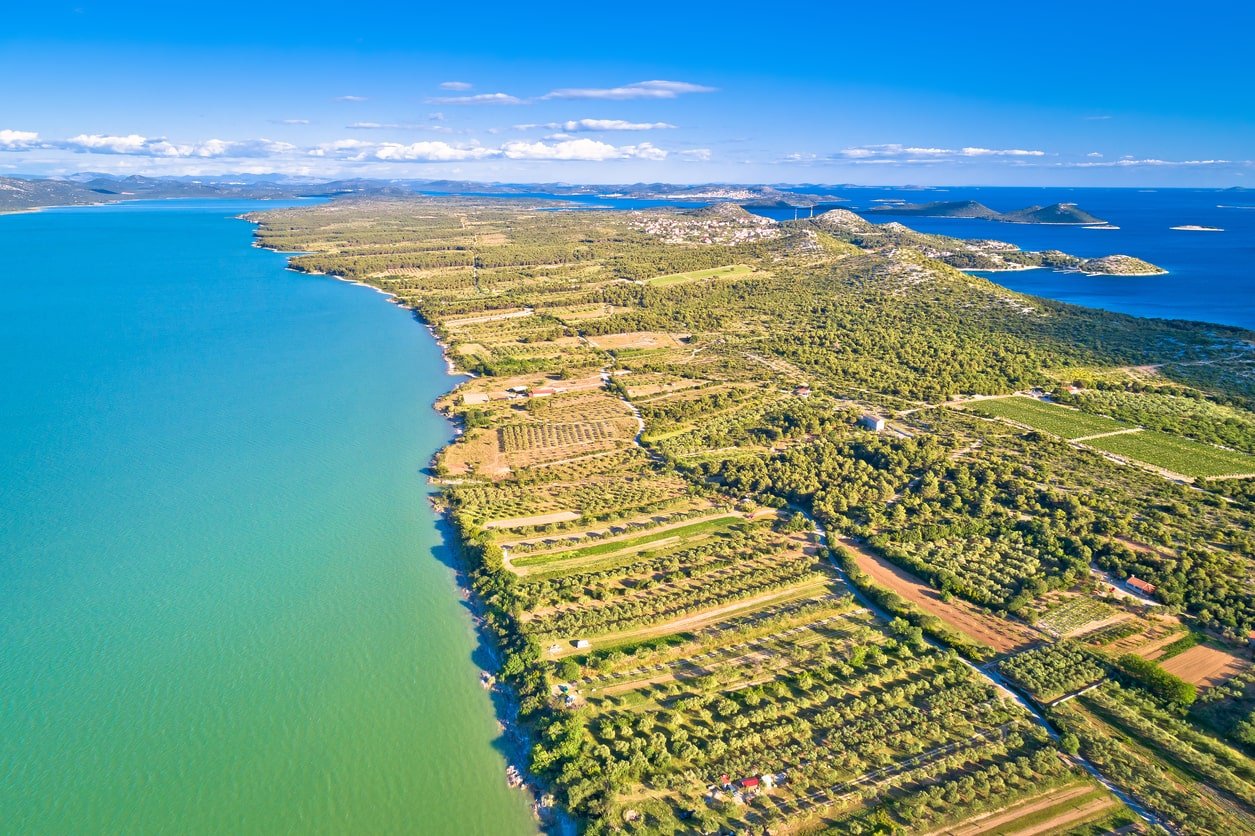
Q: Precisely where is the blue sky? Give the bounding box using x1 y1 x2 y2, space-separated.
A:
2 1 1252 185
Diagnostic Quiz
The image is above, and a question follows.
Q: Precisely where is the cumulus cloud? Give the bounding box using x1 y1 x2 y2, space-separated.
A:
372 141 499 162
439 81 472 90
542 80 715 100
0 129 40 150
678 148 713 161
426 92 523 105
837 144 1045 161
309 136 669 163
517 118 676 132
1070 158 1233 168
63 134 295 158
500 138 666 161
1087 151 1104 157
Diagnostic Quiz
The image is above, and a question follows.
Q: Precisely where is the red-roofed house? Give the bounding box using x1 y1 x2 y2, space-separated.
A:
1127 576 1157 596
738 776 760 790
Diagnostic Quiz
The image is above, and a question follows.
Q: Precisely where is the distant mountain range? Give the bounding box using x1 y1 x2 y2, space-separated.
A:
0 175 853 213
866 199 1108 225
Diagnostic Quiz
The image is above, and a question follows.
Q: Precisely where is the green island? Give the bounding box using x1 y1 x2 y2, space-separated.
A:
247 197 1255 835
867 200 1110 226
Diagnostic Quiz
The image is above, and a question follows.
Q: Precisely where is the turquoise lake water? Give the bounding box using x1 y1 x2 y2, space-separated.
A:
0 200 537 834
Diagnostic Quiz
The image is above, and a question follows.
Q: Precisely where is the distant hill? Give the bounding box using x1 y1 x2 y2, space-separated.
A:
0 175 331 213
0 177 111 211
998 203 1106 225
868 199 1107 225
866 200 1001 219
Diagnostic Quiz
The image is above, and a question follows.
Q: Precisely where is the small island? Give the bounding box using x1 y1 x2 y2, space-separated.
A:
1170 225 1224 232
868 199 1108 225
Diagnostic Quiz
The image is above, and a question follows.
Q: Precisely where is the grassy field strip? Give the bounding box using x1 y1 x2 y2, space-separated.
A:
525 546 813 621
1084 428 1255 479
508 512 742 567
963 396 1130 439
584 617 868 694
643 263 757 286
962 395 1255 479
922 783 1106 836
1071 694 1255 823
578 613 854 687
511 515 744 569
548 577 834 657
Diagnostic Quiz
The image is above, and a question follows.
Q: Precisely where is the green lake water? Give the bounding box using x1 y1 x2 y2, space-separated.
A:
0 200 537 834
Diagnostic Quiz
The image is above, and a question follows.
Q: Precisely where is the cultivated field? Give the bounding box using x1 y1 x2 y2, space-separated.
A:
1160 644 1249 687
1085 428 1255 479
963 396 1130 439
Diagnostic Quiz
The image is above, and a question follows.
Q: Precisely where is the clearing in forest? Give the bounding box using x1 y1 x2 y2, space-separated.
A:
644 263 758 286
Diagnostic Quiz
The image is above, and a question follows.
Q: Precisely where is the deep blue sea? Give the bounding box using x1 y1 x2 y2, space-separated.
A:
431 187 1255 331
773 187 1255 331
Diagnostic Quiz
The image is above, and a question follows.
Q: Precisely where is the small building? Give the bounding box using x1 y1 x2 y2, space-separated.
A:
1127 576 1157 596
793 384 812 398
858 414 886 432
574 639 591 649
530 387 558 398
738 776 760 790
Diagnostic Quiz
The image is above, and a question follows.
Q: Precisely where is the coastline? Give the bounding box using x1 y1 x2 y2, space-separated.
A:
244 216 554 831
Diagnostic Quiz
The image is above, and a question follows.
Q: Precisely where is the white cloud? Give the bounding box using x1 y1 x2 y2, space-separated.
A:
277 118 310 125
678 148 713 161
518 118 677 132
426 92 524 105
1070 158 1234 168
439 81 472 90
64 134 295 158
372 141 498 162
959 147 1045 157
542 80 715 100
1087 151 1103 158
836 144 1046 162
335 95 367 102
501 138 666 161
0 129 40 150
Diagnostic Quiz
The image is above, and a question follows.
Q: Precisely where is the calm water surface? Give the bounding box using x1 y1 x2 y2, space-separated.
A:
0 200 536 834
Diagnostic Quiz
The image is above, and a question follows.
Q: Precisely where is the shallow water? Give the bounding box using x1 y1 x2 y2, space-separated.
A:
0 200 536 834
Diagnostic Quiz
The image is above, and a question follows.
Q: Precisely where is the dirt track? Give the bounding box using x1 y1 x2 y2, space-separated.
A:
838 538 1038 653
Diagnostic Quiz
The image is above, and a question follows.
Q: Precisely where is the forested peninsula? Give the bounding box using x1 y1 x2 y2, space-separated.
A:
249 197 1255 835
